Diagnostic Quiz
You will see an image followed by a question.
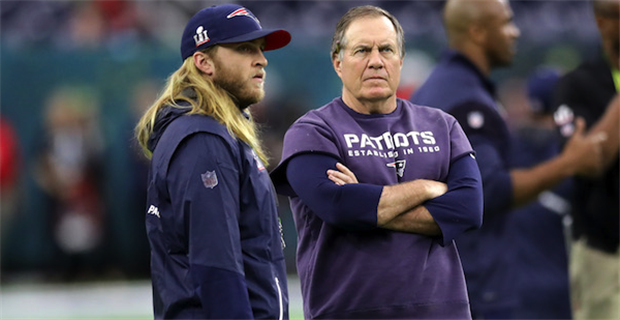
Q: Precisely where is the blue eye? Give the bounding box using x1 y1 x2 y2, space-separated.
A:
354 48 368 54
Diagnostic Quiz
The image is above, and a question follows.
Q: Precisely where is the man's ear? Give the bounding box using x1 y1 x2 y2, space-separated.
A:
193 51 215 76
333 55 343 79
469 23 487 46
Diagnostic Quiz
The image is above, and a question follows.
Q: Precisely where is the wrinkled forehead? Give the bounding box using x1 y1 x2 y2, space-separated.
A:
344 16 398 46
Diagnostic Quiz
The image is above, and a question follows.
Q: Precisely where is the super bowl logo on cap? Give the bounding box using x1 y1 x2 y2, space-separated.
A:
226 7 261 26
194 26 209 47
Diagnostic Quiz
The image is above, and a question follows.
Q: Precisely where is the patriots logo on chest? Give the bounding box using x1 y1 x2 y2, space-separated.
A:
386 160 406 178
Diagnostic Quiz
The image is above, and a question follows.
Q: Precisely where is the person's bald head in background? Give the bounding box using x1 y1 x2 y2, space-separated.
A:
443 0 520 75
592 0 619 70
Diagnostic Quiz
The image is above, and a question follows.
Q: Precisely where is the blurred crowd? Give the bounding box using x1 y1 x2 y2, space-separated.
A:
0 0 605 301
0 0 599 51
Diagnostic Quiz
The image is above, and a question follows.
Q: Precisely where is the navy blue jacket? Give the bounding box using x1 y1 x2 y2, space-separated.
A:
509 126 572 319
145 106 288 319
411 50 517 316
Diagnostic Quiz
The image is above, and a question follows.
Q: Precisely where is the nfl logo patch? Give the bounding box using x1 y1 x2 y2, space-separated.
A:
201 170 218 189
467 111 484 129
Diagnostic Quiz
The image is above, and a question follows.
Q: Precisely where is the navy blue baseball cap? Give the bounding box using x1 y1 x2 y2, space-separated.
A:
527 67 561 115
180 4 291 61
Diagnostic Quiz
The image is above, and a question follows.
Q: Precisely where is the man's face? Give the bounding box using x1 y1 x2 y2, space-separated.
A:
333 16 403 105
211 38 268 108
484 0 520 68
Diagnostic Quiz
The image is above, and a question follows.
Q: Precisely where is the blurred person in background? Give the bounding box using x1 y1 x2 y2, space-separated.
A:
0 0 146 52
510 68 572 319
124 79 161 278
410 0 605 318
134 4 291 319
271 5 483 319
64 1 141 51
33 85 106 281
0 115 22 235
553 0 620 318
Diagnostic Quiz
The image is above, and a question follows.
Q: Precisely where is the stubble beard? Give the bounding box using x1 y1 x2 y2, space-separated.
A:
489 48 514 69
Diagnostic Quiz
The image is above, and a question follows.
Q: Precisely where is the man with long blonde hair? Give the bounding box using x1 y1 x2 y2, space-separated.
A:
134 4 290 319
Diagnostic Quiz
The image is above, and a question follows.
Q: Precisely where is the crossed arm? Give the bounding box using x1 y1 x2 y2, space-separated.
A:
285 152 483 243
327 162 446 235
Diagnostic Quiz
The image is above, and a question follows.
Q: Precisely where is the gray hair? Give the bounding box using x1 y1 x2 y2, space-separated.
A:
330 5 406 61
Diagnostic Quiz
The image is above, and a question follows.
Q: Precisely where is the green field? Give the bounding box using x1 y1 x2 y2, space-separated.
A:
1 277 304 319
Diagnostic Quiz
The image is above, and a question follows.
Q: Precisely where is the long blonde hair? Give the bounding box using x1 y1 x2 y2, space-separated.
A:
135 47 268 164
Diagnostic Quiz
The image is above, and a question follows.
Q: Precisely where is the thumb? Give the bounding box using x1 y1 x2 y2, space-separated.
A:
572 117 586 136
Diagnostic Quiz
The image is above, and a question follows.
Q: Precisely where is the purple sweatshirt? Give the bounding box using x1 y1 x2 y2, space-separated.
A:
271 98 481 319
